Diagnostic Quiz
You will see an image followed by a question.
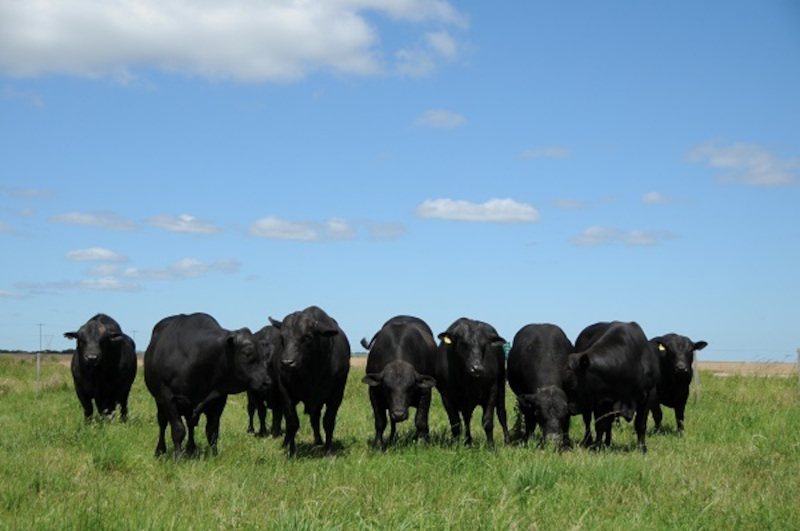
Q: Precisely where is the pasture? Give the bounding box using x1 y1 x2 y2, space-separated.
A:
0 355 797 529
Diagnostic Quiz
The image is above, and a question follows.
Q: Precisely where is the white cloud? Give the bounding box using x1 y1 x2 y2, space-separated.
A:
325 218 357 240
87 264 119 277
414 109 466 129
0 1 466 82
147 214 221 234
520 147 571 160
122 258 240 280
416 198 540 223
249 216 320 241
571 226 677 247
688 141 798 186
50 211 138 231
641 192 674 204
79 277 140 291
65 247 126 262
0 289 24 299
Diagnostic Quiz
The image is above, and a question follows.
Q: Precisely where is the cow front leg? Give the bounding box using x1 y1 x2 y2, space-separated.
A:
675 404 686 435
414 390 432 442
309 407 324 447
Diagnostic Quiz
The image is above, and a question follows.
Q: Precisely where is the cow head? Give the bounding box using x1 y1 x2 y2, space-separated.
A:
362 360 436 421
438 318 505 378
227 328 270 394
652 334 707 379
518 386 570 444
269 307 339 372
64 317 125 368
562 352 591 414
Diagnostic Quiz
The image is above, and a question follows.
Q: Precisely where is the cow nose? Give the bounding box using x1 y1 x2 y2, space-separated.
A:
676 364 690 374
468 365 484 378
390 409 408 422
281 359 298 370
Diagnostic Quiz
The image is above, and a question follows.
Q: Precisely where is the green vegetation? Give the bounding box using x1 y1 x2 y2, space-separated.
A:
0 355 797 529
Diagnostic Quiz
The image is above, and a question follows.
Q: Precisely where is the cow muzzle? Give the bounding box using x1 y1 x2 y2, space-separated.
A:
390 409 409 422
467 364 484 378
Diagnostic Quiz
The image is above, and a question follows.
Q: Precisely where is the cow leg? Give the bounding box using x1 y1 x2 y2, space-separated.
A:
523 410 535 443
441 396 462 443
323 392 344 454
166 403 187 460
309 407 324 447
593 405 613 450
481 404 496 448
269 405 284 437
494 385 510 444
388 419 398 444
204 396 227 456
246 394 257 434
118 390 131 422
414 390 432 442
675 404 686 435
283 404 300 456
185 415 198 456
652 403 664 433
580 410 594 447
635 399 649 453
462 409 474 446
75 387 94 420
155 403 169 457
369 389 388 450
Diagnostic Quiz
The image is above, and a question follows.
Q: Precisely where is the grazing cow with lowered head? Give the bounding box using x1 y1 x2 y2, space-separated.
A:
144 313 270 458
269 306 350 456
563 321 659 453
64 313 137 421
507 323 574 448
361 315 437 450
246 325 284 438
435 318 510 447
648 333 707 434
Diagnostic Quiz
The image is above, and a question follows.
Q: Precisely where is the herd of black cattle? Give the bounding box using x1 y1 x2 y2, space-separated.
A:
63 307 707 458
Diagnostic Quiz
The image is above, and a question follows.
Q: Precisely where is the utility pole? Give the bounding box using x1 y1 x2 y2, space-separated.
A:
36 323 43 395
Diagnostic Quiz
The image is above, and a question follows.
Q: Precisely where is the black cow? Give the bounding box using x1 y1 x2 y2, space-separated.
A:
246 325 284 438
435 318 510 447
361 315 437 450
507 323 574 448
64 313 137 421
143 313 270 458
648 333 707 434
563 321 659 453
268 306 350 456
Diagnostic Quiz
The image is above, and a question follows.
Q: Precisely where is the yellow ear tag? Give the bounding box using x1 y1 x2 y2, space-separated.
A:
658 344 666 351
443 337 452 345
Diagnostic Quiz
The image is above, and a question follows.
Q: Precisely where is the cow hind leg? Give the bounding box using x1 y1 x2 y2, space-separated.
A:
282 405 300 456
652 404 664 433
675 404 686 435
322 402 342 454
155 404 169 457
204 397 227 456
635 401 649 453
462 409 475 446
481 405 496 448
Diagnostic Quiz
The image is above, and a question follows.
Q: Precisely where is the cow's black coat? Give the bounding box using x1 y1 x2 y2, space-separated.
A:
361 315 437 449
435 318 509 446
143 313 270 458
246 325 283 437
64 313 137 421
507 323 574 448
269 306 350 456
564 321 659 453
648 333 707 434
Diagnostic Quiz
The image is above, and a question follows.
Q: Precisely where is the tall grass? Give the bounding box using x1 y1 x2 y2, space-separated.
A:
0 355 797 529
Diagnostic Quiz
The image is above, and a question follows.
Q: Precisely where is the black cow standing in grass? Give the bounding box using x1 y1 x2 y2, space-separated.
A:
564 321 659 453
269 306 350 456
435 317 510 447
360 315 437 450
246 325 283 438
144 313 270 459
507 323 574 448
648 333 708 434
64 313 137 421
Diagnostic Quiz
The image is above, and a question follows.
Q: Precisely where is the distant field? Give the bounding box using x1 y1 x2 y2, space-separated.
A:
0 354 797 529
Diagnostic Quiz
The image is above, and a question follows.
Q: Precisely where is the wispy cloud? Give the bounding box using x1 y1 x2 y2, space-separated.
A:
0 186 52 199
552 198 589 210
0 1 466 82
641 192 676 204
688 141 798 186
147 214 222 234
520 147 571 160
416 198 540 223
571 226 677 247
2 85 44 107
0 221 12 232
249 216 358 241
50 211 138 231
122 258 240 280
414 109 466 129
65 247 126 262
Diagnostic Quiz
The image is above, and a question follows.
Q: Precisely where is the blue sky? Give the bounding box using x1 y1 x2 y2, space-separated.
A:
1 1 798 362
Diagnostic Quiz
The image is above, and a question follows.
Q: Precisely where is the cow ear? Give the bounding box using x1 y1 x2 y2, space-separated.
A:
314 317 339 337
225 334 240 355
362 373 382 387
64 332 78 340
108 333 125 343
268 317 282 329
694 341 708 351
489 335 506 346
437 332 453 345
415 374 436 389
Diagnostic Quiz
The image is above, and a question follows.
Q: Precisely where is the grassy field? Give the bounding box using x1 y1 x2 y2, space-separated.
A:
0 355 797 529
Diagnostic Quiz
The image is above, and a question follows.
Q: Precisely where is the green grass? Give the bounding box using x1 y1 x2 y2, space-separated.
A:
0 355 797 529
